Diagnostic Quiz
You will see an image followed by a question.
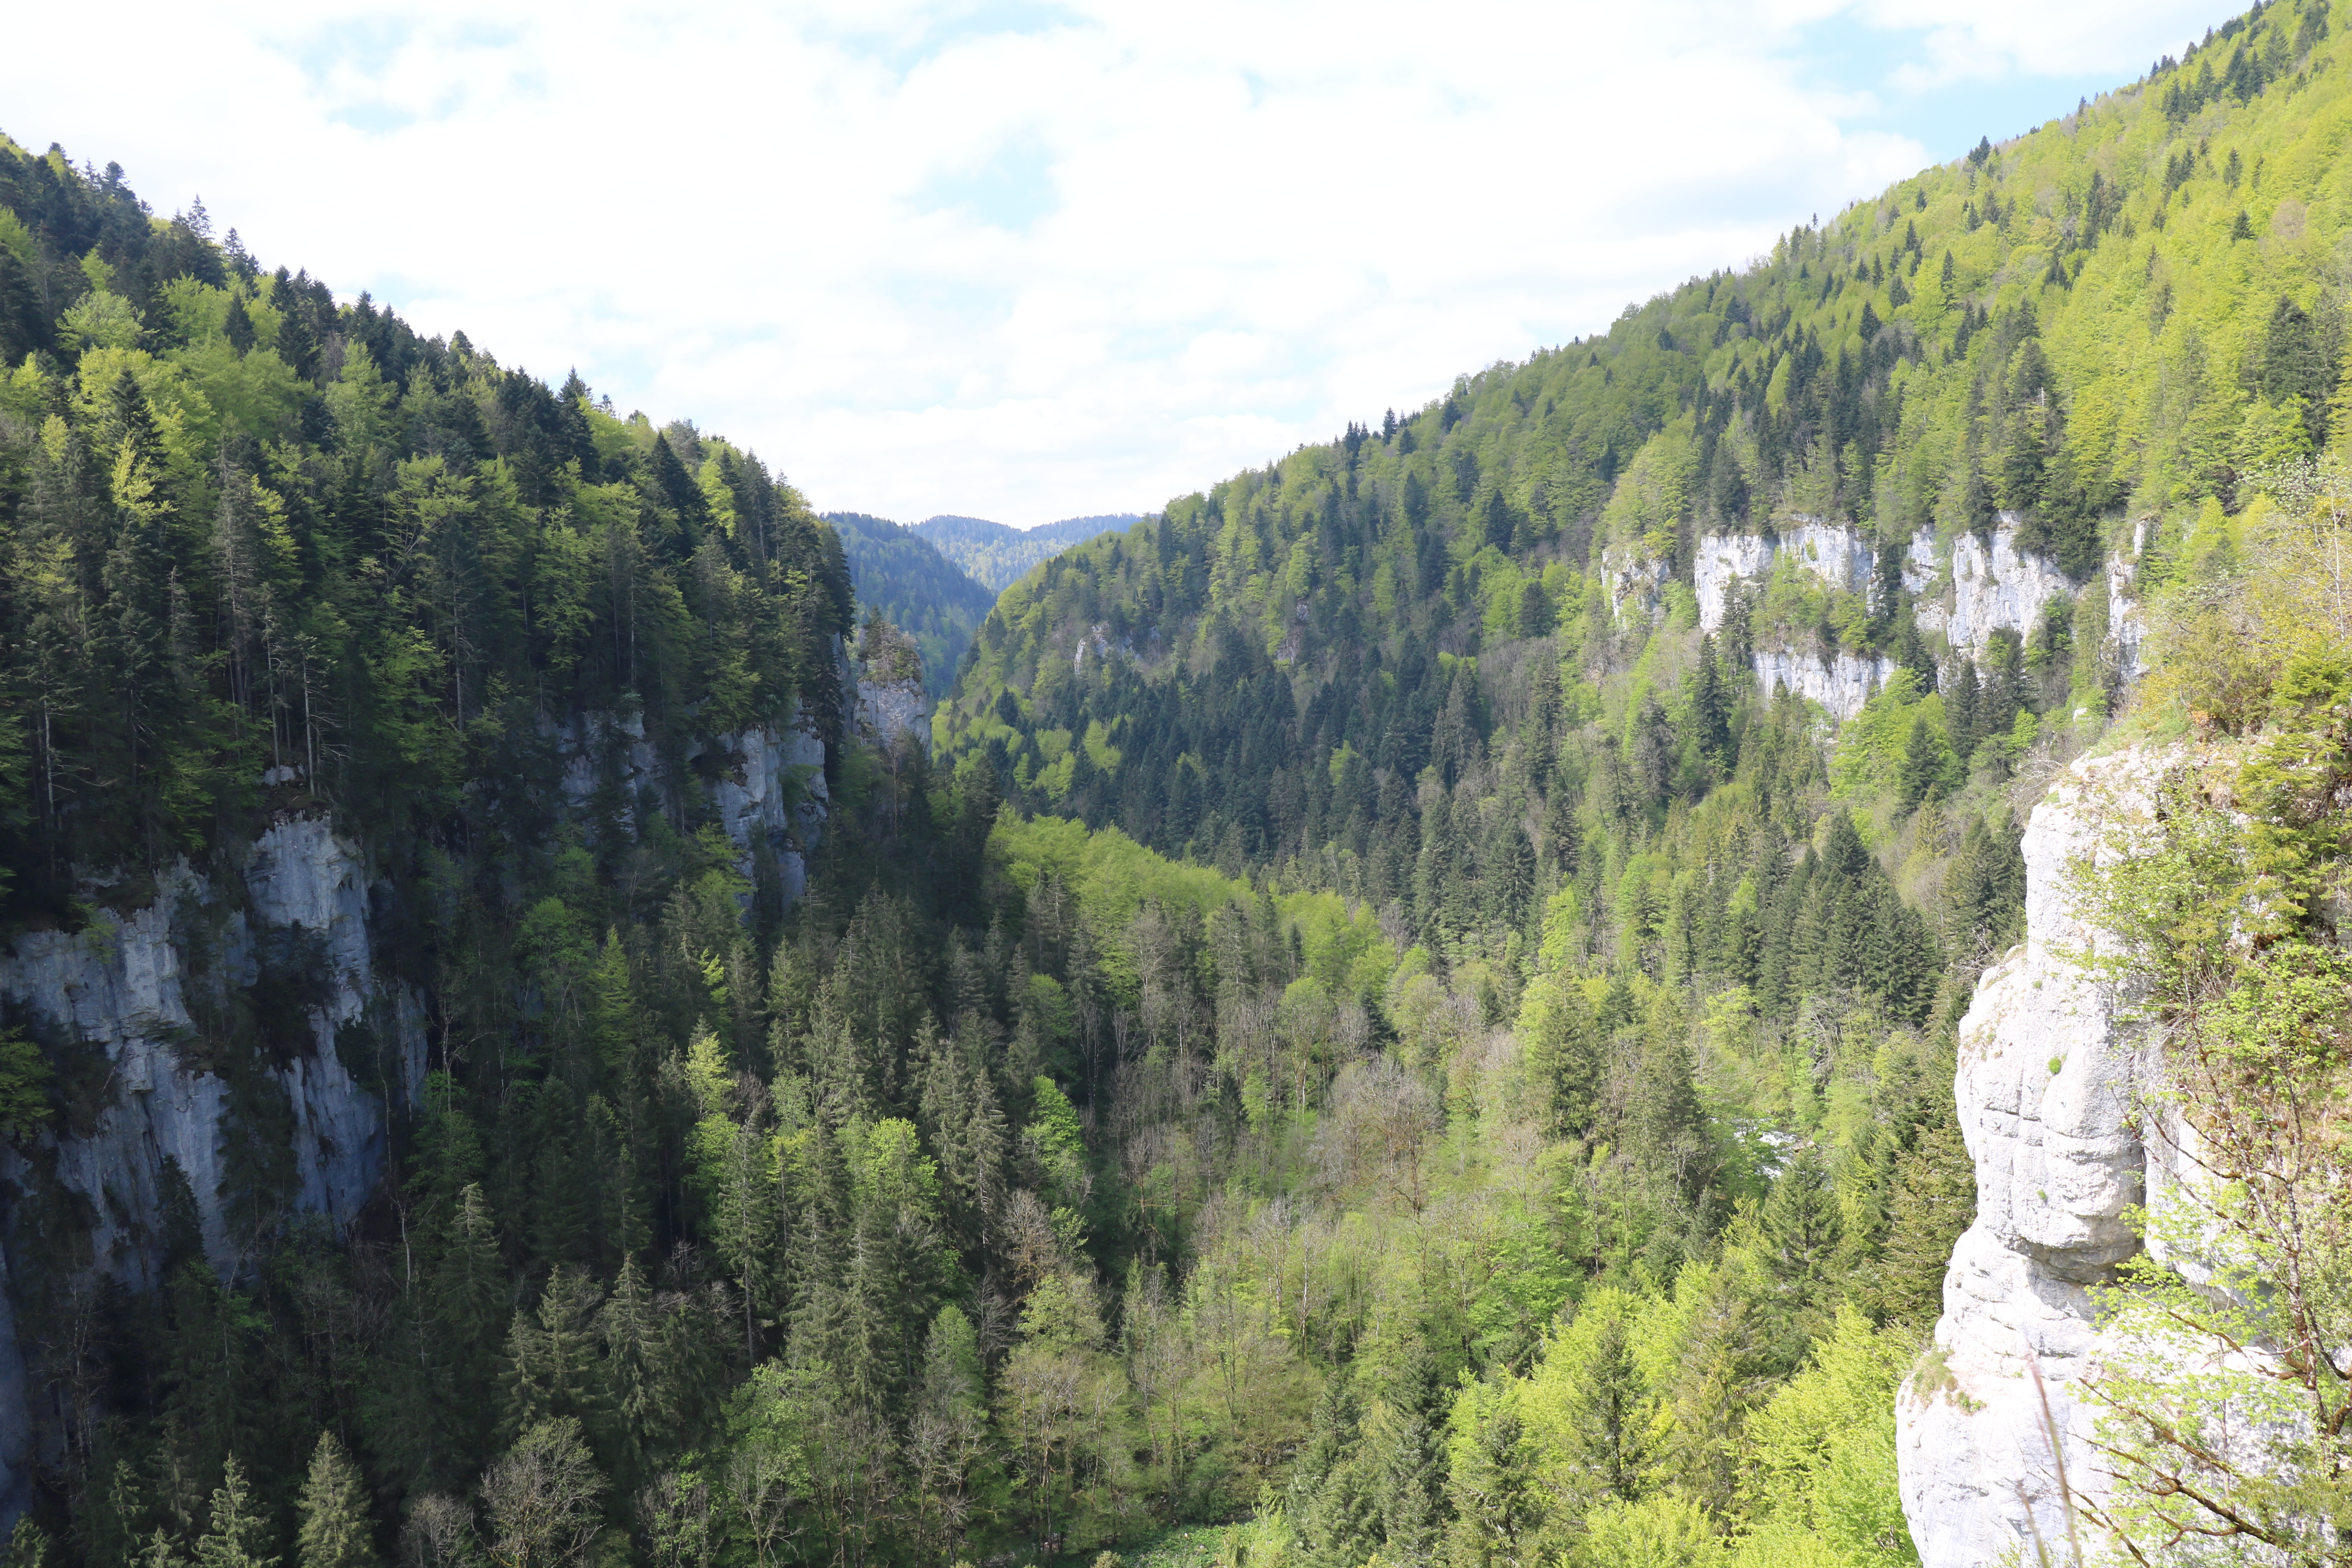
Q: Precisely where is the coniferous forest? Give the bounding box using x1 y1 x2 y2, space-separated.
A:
5 4 2352 1568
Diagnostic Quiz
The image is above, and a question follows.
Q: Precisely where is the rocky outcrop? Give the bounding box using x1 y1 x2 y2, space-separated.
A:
1897 751 2170 1568
0 819 429 1519
2104 519 2156 679
1693 518 1936 633
551 710 828 891
1694 516 2128 670
1600 546 1669 625
710 724 830 907
856 621 930 754
0 712 831 1524
1942 516 2076 655
2 820 423 1284
1693 532 1775 631
1751 646 1897 723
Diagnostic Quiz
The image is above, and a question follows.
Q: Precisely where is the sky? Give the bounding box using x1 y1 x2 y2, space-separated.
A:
1 0 2222 528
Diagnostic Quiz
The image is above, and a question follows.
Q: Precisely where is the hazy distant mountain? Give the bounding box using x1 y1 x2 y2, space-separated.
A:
913 512 1146 593
821 513 997 699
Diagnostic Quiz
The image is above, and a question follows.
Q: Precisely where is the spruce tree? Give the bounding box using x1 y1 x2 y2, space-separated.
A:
1374 1345 1446 1566
1762 1147 1844 1356
295 1434 376 1568
193 1458 276 1568
1898 714 1944 810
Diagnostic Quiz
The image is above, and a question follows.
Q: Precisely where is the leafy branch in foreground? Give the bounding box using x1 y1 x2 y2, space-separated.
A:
2066 481 2352 1566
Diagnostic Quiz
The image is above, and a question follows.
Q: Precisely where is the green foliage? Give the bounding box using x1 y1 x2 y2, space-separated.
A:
79 17 2352 1557
1735 1308 1920 1567
915 514 1143 595
826 514 996 700
0 145 855 920
192 1458 275 1568
294 1434 376 1568
0 1025 53 1143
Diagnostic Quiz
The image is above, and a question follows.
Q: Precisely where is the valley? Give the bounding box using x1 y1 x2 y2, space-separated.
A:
1 6 2350 1568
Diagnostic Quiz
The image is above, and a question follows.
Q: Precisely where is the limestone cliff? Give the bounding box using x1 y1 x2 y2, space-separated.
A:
855 619 931 754
1896 750 2170 1567
0 818 424 1519
1749 646 1899 724
1688 516 2145 725
0 710 829 1523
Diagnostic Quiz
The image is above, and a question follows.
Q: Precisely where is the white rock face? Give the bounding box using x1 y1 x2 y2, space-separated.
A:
1751 646 1897 723
859 677 927 752
2 821 422 1282
1946 517 2077 656
1898 751 2169 1568
2106 542 2148 679
1692 519 1938 634
708 723 830 908
0 709 835 1521
550 710 829 897
1601 546 1669 625
0 820 430 1518
1693 532 1775 631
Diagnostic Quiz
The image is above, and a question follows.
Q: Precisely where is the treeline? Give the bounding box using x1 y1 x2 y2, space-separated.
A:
938 0 2347 860
0 132 854 924
915 514 1140 596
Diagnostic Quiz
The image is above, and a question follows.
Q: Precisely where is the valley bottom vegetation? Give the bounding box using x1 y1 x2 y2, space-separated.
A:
2 2 2352 1566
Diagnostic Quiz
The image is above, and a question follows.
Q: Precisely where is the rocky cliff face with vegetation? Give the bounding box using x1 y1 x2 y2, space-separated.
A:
3 3 2351 1566
1896 752 2159 1565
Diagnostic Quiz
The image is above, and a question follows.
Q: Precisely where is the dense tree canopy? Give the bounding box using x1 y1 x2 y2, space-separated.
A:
1 4 2346 1567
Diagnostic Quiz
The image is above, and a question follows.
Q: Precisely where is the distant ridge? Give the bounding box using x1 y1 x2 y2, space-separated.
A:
913 512 1147 592
820 513 996 700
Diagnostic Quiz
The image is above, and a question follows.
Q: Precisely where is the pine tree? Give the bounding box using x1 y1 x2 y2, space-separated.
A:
713 1082 782 1361
1872 1123 1978 1323
295 1434 376 1568
1291 1377 1382 1568
1442 1378 1533 1568
597 1255 661 1486
223 296 256 357
1374 1345 1446 1567
1690 635 1732 764
6 1519 52 1568
1556 1295 1663 1507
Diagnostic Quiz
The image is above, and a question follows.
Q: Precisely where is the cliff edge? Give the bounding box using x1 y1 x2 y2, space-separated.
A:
1896 750 2170 1566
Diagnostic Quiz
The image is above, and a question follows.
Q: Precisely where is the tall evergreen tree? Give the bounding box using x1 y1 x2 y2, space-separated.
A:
295 1434 376 1568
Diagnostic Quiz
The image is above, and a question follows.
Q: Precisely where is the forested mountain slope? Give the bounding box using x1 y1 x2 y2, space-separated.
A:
916 512 1144 593
0 5 2342 1568
907 0 2349 1560
824 512 995 700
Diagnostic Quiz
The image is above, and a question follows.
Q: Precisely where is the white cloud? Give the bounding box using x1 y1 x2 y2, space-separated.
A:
0 0 2221 526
